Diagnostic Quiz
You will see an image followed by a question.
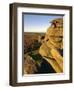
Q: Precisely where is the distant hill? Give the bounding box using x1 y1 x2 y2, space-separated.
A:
24 32 45 53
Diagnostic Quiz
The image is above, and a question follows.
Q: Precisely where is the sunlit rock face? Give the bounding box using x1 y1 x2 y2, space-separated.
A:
39 18 63 73
44 18 63 50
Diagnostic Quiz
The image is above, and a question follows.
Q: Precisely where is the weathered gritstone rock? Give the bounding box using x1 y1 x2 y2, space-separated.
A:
39 18 63 73
24 55 38 74
44 18 63 49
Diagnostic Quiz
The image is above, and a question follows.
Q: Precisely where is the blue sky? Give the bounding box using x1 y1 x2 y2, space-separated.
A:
23 14 63 33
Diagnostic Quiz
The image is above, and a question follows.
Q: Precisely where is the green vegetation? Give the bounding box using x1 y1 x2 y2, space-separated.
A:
29 52 43 66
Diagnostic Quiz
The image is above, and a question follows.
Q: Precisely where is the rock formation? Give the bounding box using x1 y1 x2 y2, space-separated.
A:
39 18 63 73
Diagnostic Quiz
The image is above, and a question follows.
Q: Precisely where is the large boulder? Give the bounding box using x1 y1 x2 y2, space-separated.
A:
39 18 63 73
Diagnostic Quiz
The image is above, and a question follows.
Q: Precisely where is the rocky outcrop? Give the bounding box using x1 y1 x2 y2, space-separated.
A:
39 18 63 73
24 55 38 74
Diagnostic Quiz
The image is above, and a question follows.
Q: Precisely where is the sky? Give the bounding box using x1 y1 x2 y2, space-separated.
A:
23 13 63 33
